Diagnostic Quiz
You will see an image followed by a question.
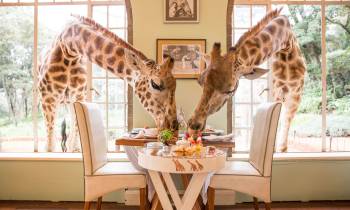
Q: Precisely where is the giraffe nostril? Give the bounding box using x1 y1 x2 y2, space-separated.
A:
171 120 179 130
190 123 202 131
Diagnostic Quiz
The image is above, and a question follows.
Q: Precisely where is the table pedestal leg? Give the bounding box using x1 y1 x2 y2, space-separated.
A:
149 170 208 210
149 170 173 210
151 194 163 210
179 173 207 210
181 174 203 210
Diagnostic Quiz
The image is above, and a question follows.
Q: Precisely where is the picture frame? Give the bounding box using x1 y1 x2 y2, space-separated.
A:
164 0 199 23
157 39 206 79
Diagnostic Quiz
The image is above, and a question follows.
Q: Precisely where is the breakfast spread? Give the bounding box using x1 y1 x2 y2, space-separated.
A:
170 132 214 158
139 128 220 158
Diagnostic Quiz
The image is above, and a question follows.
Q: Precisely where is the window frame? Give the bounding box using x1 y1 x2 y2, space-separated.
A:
0 0 133 153
226 0 350 153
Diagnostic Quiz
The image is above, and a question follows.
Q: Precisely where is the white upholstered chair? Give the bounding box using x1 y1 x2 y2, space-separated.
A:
207 102 282 210
74 102 147 210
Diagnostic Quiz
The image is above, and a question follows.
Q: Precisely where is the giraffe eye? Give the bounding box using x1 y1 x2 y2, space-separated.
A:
224 89 236 96
224 81 239 95
151 79 165 91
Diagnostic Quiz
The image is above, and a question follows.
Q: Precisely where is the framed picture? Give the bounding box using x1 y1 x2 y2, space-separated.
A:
157 39 206 79
164 0 199 23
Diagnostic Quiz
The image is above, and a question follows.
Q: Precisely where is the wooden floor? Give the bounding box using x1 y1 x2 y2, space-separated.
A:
0 201 349 210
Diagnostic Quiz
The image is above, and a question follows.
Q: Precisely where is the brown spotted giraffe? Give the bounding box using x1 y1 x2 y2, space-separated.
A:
38 16 178 152
187 160 198 171
172 159 185 171
188 9 306 152
195 160 203 170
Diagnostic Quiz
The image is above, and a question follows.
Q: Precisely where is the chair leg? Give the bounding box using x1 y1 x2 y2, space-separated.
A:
97 197 102 210
206 187 215 210
264 202 271 210
84 201 91 210
253 197 259 210
146 186 151 210
140 187 147 210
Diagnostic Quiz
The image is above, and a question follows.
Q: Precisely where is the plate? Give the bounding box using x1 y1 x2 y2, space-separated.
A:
202 129 225 136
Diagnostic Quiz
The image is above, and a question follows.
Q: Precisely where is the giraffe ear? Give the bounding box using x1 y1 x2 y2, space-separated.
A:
161 55 175 72
243 67 269 80
211 42 221 60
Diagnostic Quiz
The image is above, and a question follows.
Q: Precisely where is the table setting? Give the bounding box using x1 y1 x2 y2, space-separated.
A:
122 128 229 210
116 127 235 157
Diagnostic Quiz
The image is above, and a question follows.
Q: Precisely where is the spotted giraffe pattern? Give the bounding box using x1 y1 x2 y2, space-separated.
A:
39 16 178 152
188 9 306 152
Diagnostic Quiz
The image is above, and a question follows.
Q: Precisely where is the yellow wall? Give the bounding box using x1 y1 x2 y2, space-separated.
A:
131 0 227 131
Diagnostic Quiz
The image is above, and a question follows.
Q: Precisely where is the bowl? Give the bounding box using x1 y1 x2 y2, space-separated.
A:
145 142 163 156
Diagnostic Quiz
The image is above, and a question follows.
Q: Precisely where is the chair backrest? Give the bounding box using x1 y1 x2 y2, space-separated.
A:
248 102 282 177
74 102 108 176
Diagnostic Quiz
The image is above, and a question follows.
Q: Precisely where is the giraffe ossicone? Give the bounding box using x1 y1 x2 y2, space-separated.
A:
188 8 306 152
38 15 178 152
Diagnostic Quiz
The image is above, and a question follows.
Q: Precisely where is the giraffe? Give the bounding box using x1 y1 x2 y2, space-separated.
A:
172 159 185 171
188 9 306 152
195 160 203 170
187 160 198 171
38 15 178 152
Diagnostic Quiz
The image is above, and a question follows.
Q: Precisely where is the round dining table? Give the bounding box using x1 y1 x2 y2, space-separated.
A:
138 148 226 210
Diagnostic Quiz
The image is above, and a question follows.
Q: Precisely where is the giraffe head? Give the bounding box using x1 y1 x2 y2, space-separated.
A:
131 54 178 131
73 15 179 132
187 9 283 134
187 43 268 134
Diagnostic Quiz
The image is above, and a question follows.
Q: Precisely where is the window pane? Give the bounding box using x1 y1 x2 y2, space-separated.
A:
252 5 266 25
0 7 34 152
91 4 128 152
326 5 350 152
0 2 128 153
234 5 250 28
232 5 268 153
37 5 86 151
111 28 126 40
109 5 125 28
274 5 322 152
38 5 87 52
252 79 268 103
92 79 107 102
234 29 247 44
108 103 125 128
93 6 108 27
234 79 251 103
107 128 124 151
108 79 126 103
93 63 106 78
235 104 251 128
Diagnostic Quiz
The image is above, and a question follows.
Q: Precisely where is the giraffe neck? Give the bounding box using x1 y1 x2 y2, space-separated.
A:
58 23 142 85
236 16 292 72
